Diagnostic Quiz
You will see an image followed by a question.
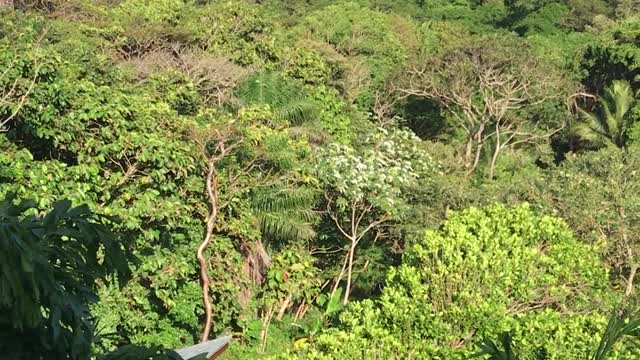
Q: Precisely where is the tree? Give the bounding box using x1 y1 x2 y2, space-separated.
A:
0 28 43 132
189 105 320 343
574 80 637 148
615 0 640 18
290 204 618 359
0 192 210 359
0 193 131 359
542 147 640 296
504 0 612 31
316 128 436 305
398 35 567 177
294 2 414 106
190 118 243 342
581 18 640 91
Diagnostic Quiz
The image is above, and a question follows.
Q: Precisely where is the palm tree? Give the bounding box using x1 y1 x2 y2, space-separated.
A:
574 80 636 148
235 71 327 143
235 71 319 126
251 186 318 243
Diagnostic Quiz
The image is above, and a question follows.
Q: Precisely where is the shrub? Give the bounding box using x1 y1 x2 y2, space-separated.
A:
288 204 617 359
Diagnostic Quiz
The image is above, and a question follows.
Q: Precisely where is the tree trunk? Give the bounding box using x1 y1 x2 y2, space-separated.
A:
260 304 275 354
197 159 218 342
294 299 306 322
488 122 501 180
626 265 637 296
300 303 310 319
620 207 635 296
276 294 292 321
343 238 357 305
488 142 500 180
330 251 349 299
463 135 474 167
470 125 485 172
471 139 483 172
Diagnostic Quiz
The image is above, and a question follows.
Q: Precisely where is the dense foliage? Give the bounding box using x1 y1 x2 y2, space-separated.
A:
0 194 130 358
285 205 617 359
0 0 639 359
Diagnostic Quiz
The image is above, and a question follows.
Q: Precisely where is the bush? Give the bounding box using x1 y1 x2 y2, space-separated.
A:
288 204 618 359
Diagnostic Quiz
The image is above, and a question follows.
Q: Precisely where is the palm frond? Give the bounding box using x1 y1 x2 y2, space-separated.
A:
601 100 617 142
277 99 318 126
608 80 634 122
256 211 316 241
473 333 521 360
572 113 611 148
574 80 636 148
236 72 320 126
251 187 319 241
592 308 640 360
610 80 635 140
236 72 306 109
252 187 317 212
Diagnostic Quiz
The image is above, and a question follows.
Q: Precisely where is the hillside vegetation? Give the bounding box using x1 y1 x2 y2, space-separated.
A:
1 0 640 359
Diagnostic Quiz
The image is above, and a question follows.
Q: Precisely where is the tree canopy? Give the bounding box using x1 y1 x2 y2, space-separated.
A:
1 1 640 359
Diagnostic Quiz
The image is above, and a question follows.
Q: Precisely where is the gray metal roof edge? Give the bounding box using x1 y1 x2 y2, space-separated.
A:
175 335 233 360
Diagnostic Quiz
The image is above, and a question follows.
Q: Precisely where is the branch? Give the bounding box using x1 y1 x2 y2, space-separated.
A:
325 193 353 240
506 124 566 148
197 156 219 342
353 202 373 237
0 44 43 132
355 213 391 244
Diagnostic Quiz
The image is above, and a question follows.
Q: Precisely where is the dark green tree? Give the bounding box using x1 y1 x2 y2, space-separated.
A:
0 193 130 359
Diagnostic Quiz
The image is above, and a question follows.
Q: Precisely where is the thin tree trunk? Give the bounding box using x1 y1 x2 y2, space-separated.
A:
330 251 349 299
488 122 501 180
471 126 485 172
197 159 218 342
276 294 292 321
343 238 357 305
626 265 637 296
294 299 306 322
300 303 310 319
620 207 635 296
464 135 474 167
260 304 275 354
471 140 484 171
488 144 500 180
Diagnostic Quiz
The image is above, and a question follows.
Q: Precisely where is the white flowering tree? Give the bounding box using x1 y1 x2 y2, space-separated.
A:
317 128 437 304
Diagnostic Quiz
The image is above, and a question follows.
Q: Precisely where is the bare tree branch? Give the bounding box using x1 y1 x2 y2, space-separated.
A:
396 39 570 177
